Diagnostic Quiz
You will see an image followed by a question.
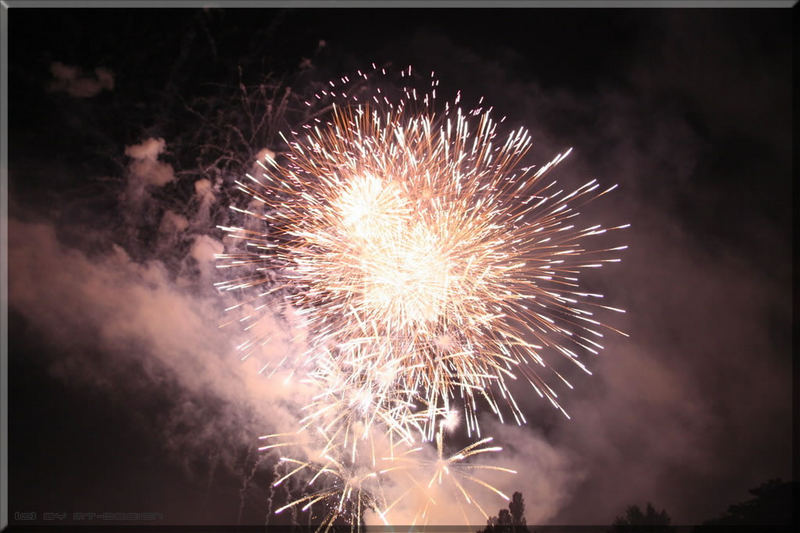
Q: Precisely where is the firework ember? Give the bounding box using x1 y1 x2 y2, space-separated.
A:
216 65 627 526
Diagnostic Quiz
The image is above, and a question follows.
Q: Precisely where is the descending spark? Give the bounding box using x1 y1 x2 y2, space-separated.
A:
261 419 514 528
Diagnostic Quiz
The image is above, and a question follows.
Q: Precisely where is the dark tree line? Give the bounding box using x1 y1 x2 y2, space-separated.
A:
694 478 794 528
480 492 530 533
476 479 794 533
611 503 671 533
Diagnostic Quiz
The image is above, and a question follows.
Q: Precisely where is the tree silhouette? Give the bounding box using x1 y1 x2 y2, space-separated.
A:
695 478 794 527
611 502 671 533
480 491 529 533
509 491 526 526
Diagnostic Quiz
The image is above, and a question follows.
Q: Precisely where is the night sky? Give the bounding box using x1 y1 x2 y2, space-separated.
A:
6 7 794 528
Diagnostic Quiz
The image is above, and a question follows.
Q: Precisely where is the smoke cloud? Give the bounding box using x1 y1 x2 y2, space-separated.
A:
48 61 115 98
8 137 315 481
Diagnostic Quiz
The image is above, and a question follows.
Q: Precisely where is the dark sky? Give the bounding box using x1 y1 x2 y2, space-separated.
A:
6 7 794 528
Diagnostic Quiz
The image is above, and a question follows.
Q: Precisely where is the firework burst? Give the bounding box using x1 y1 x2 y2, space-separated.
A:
216 65 627 526
260 421 515 528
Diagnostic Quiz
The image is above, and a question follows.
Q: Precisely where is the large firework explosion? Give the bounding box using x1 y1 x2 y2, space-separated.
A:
215 65 627 527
